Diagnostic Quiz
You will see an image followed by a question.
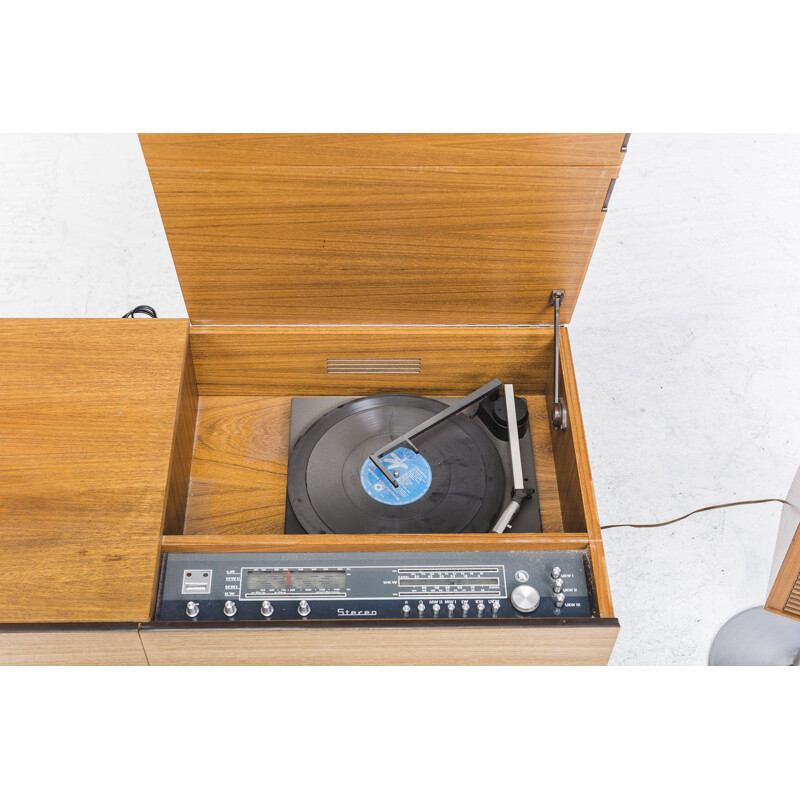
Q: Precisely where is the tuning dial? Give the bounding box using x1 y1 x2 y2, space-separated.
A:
260 600 274 617
417 601 426 615
223 600 237 617
297 600 311 617
446 601 456 617
185 601 200 618
551 567 562 580
510 585 540 613
553 578 564 592
554 592 566 608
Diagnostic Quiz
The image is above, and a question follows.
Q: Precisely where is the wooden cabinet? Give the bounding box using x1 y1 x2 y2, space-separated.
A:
0 134 626 665
0 319 189 624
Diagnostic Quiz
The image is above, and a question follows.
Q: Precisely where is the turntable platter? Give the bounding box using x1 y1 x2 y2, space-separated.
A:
286 394 505 534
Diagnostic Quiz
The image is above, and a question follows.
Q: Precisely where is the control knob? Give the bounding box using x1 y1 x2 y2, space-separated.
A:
185 601 200 618
417 601 426 615
446 601 456 617
223 600 237 617
553 578 564 592
260 600 274 617
297 600 311 617
510 585 540 613
554 592 566 609
432 602 441 616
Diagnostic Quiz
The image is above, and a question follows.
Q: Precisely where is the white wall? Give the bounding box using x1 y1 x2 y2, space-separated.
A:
1 133 798 664
0 133 186 317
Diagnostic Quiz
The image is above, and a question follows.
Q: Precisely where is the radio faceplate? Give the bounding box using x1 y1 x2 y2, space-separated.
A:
156 551 593 622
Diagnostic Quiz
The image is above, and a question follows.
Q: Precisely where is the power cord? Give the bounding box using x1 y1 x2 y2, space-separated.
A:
122 305 158 318
601 498 791 530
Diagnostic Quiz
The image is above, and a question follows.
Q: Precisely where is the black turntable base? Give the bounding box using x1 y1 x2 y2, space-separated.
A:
284 391 542 535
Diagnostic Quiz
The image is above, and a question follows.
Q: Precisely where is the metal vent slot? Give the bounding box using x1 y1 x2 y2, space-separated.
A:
784 569 800 617
326 358 421 374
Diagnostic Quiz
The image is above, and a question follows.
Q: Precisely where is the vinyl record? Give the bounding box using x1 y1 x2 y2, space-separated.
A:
287 394 505 534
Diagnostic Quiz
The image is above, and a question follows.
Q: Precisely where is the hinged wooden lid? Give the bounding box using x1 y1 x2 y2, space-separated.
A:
0 319 189 623
139 134 626 326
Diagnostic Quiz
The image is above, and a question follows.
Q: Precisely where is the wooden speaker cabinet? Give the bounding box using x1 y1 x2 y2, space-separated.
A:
0 134 627 665
765 465 800 621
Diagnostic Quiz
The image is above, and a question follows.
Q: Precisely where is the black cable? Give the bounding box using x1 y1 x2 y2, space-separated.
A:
600 498 791 530
122 305 158 318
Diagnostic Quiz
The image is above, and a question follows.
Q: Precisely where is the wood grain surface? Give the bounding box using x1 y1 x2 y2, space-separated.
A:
139 133 623 326
0 319 188 623
139 133 627 168
139 621 619 665
164 533 588 553
530 395 565 532
189 325 554 396
0 627 148 665
765 520 800 620
550 328 614 617
164 348 199 536
184 396 291 536
181 391 562 537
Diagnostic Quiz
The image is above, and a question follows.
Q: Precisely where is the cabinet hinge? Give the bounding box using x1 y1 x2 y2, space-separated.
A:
548 290 568 431
602 178 617 213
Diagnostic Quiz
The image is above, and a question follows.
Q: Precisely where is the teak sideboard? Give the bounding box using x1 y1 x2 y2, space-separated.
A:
0 133 627 665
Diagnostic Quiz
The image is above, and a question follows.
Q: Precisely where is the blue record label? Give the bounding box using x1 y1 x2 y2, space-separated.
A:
360 447 433 506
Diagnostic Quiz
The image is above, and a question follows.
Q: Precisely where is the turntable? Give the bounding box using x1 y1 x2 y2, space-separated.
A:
0 134 626 665
284 380 542 536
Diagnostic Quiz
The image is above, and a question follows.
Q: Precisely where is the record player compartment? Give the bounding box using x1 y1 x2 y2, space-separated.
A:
167 324 596 544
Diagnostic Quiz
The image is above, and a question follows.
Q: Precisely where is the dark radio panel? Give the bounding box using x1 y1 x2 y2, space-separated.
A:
156 550 593 623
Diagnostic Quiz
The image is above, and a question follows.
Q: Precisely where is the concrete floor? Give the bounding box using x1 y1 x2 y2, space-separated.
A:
2 133 798 665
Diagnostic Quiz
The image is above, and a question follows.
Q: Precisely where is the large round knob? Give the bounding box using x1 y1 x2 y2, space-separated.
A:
223 600 237 617
510 584 540 613
185 601 200 618
297 600 311 617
